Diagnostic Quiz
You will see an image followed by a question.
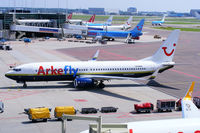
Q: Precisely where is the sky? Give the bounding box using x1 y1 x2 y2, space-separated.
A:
0 0 199 12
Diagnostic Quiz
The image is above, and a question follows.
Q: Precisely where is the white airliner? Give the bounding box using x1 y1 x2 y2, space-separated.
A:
81 82 200 133
87 16 133 31
152 14 166 26
5 30 180 88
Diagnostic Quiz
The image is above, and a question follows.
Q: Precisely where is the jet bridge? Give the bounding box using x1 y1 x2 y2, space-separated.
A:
10 24 83 35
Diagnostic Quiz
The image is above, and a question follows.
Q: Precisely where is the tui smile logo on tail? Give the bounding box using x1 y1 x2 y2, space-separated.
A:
137 25 143 31
162 43 176 56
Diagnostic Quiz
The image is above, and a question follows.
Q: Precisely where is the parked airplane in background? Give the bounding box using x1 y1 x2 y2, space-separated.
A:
152 14 166 26
81 82 200 133
87 16 133 31
86 15 113 26
66 14 95 24
5 30 180 88
194 12 200 20
87 18 144 42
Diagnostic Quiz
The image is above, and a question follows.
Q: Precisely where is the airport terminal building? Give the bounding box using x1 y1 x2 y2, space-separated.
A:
0 13 66 39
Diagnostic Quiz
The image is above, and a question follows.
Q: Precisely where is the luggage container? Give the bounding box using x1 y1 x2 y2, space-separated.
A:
81 108 98 114
54 106 76 119
134 103 154 113
26 107 51 122
100 107 118 113
157 99 176 112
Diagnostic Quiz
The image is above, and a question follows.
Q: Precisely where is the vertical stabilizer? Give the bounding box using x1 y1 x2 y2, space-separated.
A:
88 14 96 23
130 19 144 33
124 16 133 29
161 14 166 22
105 16 113 26
182 82 200 118
67 13 72 19
195 12 200 19
142 30 180 63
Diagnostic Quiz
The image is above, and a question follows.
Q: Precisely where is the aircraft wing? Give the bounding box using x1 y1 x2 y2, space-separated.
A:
182 82 200 118
79 75 146 81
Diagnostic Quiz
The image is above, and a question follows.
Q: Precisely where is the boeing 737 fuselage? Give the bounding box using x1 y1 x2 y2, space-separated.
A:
5 30 180 88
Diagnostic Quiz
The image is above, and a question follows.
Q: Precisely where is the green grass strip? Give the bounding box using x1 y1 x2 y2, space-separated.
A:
153 27 200 32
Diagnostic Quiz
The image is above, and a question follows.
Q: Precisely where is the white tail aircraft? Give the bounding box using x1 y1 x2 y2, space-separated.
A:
127 82 200 132
152 14 166 26
195 12 200 20
81 82 200 133
5 30 180 88
87 16 133 31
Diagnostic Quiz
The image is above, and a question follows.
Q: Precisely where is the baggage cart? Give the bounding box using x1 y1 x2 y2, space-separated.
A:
100 107 118 113
54 106 76 119
25 107 51 122
81 108 98 114
157 99 175 112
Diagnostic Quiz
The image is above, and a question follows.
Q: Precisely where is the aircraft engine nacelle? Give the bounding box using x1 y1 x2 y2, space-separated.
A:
74 78 95 88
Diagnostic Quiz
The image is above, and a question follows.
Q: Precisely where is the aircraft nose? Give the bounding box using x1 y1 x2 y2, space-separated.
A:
5 71 13 78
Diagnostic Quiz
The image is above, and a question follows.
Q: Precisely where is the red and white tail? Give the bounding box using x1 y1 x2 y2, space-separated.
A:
67 13 72 19
88 14 96 23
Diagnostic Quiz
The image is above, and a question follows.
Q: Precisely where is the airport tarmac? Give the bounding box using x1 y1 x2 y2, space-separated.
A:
0 27 199 133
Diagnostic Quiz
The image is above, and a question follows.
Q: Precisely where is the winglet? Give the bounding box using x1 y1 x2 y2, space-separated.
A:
183 81 195 101
89 50 99 61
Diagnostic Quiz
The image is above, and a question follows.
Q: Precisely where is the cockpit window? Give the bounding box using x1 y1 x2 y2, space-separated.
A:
13 68 21 72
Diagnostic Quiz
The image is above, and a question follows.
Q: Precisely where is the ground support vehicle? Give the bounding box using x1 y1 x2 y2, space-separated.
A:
134 103 154 113
81 108 98 114
100 107 118 113
54 106 76 120
157 99 176 112
24 107 51 122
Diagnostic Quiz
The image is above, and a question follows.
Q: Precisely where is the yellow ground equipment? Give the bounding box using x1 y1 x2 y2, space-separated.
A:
27 107 51 122
54 106 76 119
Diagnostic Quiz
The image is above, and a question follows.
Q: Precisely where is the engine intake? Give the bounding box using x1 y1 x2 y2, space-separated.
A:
74 78 95 88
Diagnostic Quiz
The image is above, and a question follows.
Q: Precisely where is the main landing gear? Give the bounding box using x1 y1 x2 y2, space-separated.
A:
23 82 27 88
97 81 105 89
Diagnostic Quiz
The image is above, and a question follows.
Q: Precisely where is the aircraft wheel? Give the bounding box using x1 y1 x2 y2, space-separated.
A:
23 82 27 88
98 83 105 89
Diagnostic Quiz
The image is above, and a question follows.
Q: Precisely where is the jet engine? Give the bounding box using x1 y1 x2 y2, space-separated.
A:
74 78 96 88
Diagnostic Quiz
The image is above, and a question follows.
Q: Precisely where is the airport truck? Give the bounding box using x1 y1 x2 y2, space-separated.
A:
157 99 176 112
25 107 51 122
54 106 76 120
134 103 154 113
